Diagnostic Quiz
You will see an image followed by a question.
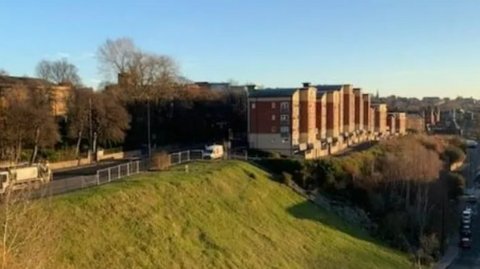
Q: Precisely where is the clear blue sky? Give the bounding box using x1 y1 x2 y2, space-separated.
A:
1 0 479 98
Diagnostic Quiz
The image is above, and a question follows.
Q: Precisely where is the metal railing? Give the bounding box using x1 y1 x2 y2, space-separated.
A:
33 149 205 198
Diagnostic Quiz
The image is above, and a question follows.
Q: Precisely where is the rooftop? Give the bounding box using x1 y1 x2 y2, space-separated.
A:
315 85 344 92
248 88 298 98
0 75 53 87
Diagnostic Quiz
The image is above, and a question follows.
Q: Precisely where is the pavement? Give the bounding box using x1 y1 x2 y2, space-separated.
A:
52 159 132 181
443 146 480 269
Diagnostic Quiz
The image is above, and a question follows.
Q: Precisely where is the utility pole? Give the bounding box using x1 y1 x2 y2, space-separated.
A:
89 97 93 160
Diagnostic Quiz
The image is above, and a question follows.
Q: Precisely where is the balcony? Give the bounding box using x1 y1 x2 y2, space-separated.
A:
280 107 289 113
280 119 290 125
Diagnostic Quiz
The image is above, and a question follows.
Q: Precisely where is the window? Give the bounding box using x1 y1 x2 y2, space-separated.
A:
280 126 289 133
272 114 276 120
280 102 289 109
271 126 277 133
280 115 289 121
271 102 276 109
251 102 256 109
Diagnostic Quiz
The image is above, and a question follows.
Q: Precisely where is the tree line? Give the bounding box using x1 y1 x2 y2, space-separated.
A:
257 135 467 267
0 37 247 164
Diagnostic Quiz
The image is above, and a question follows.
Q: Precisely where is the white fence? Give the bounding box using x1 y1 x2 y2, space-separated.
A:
35 150 205 197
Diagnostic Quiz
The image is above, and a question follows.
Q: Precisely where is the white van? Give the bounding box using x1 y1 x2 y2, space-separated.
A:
202 145 224 159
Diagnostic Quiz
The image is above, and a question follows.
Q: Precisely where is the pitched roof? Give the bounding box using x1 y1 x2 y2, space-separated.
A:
315 85 344 92
316 91 327 98
0 75 53 87
248 88 297 98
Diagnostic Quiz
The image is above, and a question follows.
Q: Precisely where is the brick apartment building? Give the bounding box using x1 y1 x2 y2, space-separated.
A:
353 88 363 132
363 93 373 134
372 103 388 135
247 83 399 159
394 112 407 135
248 84 322 158
315 85 343 140
343 85 355 139
0 75 71 117
316 91 327 141
387 113 396 135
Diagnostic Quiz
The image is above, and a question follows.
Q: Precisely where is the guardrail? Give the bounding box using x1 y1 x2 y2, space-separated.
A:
33 149 205 198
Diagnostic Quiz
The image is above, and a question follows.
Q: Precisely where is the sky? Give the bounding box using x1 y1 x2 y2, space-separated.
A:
1 0 480 98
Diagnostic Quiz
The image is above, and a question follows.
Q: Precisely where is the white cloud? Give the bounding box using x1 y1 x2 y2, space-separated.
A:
56 52 70 58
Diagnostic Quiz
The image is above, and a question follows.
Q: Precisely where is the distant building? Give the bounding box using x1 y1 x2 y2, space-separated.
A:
387 113 396 135
0 75 71 117
372 103 388 136
406 113 425 133
394 112 407 135
363 94 373 134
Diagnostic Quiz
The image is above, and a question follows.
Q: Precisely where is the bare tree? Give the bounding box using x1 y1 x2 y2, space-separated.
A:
96 37 136 80
91 90 130 154
27 87 61 164
66 87 94 157
35 58 82 86
96 37 180 100
0 86 59 164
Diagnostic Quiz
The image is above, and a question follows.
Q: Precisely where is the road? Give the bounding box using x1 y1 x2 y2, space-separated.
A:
51 144 205 181
447 146 480 269
52 159 133 181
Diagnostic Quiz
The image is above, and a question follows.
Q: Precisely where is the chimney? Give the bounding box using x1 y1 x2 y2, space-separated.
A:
246 84 256 91
302 82 311 87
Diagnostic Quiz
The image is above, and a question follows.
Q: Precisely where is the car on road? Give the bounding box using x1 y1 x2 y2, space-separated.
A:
467 140 478 149
462 217 471 225
461 229 472 238
461 224 471 233
467 195 477 203
460 237 472 249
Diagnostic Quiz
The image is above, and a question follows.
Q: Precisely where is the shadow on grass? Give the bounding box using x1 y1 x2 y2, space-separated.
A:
287 200 381 246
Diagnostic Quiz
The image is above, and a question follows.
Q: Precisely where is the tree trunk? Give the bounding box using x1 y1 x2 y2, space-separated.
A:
14 137 22 164
75 130 82 157
92 131 98 162
29 127 41 165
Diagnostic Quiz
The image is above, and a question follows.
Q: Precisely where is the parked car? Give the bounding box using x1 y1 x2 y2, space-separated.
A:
461 229 472 238
460 237 472 249
461 224 471 233
462 217 472 225
467 140 478 149
467 195 477 203
202 144 225 160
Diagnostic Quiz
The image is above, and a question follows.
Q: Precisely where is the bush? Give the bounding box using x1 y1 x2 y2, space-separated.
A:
149 151 171 171
448 136 467 153
443 145 465 164
282 172 293 186
447 172 465 199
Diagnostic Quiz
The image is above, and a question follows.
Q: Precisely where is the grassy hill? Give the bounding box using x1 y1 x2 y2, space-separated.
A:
44 161 411 269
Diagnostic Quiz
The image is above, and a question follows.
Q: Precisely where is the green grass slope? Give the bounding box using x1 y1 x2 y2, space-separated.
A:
48 161 411 269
